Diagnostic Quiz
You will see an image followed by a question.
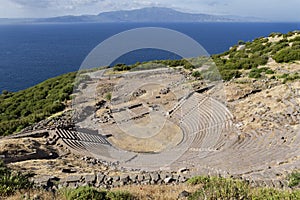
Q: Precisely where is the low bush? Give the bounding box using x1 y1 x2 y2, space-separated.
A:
187 176 251 199
265 69 275 74
158 59 195 69
0 160 33 197
289 36 300 42
61 186 135 200
188 176 300 200
62 186 106 200
278 73 300 83
269 32 283 38
252 188 300 199
220 70 241 81
191 71 202 78
270 42 289 54
106 190 134 200
113 63 135 71
288 171 300 187
248 67 274 78
273 48 300 63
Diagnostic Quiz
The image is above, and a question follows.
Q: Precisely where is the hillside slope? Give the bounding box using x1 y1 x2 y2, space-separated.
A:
0 31 299 199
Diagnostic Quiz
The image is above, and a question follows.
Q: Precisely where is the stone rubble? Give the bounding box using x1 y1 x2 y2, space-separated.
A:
32 170 192 191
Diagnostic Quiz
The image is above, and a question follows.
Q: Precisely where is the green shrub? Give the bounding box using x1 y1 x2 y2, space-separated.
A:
270 42 289 54
279 38 289 43
288 171 300 187
265 69 275 74
2 90 9 95
289 36 300 42
113 63 131 71
219 61 240 70
251 188 300 199
249 70 262 78
105 93 112 101
278 73 289 79
191 71 202 78
220 70 241 81
292 41 300 46
250 43 266 52
248 67 273 79
107 190 135 200
269 32 283 38
187 176 251 199
112 59 201 72
61 186 135 200
188 176 300 200
273 48 300 63
131 62 166 71
286 73 300 82
0 160 33 197
187 176 208 185
63 186 107 200
286 31 296 37
238 40 246 45
163 59 195 69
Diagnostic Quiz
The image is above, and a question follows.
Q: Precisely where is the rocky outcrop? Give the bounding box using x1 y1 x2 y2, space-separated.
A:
20 111 74 133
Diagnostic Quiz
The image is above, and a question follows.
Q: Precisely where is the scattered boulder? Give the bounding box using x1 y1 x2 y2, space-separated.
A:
97 173 106 184
84 174 96 185
178 167 189 174
61 175 82 185
164 177 174 184
120 174 130 185
132 89 146 97
159 87 170 95
129 174 138 183
62 168 77 173
150 172 160 183
178 190 191 199
137 174 144 182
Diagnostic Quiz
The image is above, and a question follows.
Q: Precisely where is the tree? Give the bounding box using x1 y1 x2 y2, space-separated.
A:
192 71 202 78
105 93 112 101
238 40 245 45
2 90 9 95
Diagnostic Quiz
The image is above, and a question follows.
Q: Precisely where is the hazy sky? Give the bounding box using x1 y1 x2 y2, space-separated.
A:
0 0 299 21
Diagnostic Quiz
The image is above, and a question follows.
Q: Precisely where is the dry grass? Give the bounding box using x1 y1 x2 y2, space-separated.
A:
7 154 109 180
4 183 201 200
111 183 202 200
229 82 300 131
4 189 56 200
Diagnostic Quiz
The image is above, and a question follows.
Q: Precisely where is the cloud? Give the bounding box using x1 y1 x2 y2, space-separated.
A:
10 0 101 9
7 0 162 14
10 0 51 8
1 0 300 21
92 0 162 11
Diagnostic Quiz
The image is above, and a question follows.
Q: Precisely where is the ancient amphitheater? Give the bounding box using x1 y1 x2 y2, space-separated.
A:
38 66 298 187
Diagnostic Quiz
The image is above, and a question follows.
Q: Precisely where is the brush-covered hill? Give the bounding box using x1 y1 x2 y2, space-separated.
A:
0 72 76 135
213 30 300 81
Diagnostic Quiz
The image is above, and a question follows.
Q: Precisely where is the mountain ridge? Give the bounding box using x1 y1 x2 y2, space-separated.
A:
0 7 267 24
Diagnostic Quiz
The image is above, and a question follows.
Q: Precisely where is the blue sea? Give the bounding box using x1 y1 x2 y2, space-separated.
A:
0 22 299 92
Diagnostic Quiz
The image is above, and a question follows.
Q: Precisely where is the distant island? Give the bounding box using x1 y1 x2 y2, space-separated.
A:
0 7 267 24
